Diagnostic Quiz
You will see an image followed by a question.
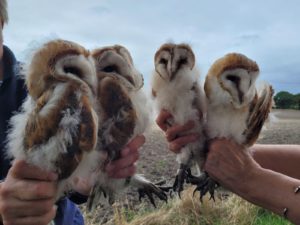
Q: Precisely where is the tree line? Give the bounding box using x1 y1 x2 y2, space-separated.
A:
274 91 300 109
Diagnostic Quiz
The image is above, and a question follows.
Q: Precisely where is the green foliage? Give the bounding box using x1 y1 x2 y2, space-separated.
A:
253 208 292 225
274 91 300 109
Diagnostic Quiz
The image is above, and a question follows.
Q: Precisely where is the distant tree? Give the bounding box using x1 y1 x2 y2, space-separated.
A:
295 93 300 110
274 91 297 109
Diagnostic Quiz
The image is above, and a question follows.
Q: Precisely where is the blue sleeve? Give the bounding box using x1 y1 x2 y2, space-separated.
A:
54 198 85 225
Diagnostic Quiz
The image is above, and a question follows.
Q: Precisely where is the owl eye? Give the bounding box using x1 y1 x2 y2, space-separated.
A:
178 58 187 65
226 75 240 83
64 66 83 78
102 65 119 73
159 58 168 65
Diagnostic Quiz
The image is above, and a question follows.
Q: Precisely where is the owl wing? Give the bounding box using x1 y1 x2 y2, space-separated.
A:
243 84 274 147
24 81 97 179
97 76 136 161
191 82 206 123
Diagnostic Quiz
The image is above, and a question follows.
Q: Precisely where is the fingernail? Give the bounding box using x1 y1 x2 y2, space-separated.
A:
170 143 177 152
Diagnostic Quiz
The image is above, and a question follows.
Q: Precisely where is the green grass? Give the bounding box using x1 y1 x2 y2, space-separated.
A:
253 208 292 225
112 188 292 225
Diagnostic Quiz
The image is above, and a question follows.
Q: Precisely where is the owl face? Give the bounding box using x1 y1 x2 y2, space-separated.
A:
92 45 143 91
205 53 259 109
26 39 97 100
154 43 195 81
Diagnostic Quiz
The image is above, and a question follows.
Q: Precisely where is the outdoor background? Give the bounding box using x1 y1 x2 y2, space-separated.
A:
4 0 300 94
4 1 300 224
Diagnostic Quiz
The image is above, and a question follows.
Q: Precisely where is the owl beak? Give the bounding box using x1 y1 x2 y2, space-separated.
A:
124 75 135 86
237 89 244 104
170 71 178 81
169 66 177 81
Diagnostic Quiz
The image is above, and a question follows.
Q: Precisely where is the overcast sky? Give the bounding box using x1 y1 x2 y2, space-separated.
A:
4 0 300 94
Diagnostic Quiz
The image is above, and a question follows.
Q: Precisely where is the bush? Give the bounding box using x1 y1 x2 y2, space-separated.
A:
274 91 300 109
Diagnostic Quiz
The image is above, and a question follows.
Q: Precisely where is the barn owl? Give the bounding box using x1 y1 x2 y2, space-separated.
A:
6 39 100 200
87 45 168 210
199 53 274 199
151 43 207 196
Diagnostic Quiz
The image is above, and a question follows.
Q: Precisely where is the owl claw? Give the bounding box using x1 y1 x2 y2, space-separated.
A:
87 185 115 212
173 164 190 197
191 172 219 202
137 182 170 207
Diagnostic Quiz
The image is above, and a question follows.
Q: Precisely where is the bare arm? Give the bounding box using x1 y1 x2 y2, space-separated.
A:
205 139 300 224
251 144 300 180
156 110 300 223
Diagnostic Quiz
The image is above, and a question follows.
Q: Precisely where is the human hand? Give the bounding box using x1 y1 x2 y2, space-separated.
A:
105 135 145 178
73 135 146 196
156 109 199 153
0 160 58 225
204 139 261 192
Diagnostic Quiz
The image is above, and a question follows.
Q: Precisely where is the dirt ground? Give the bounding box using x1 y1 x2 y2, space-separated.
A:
81 109 300 224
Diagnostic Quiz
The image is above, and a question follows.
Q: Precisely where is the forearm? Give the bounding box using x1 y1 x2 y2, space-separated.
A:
234 166 300 224
251 144 300 179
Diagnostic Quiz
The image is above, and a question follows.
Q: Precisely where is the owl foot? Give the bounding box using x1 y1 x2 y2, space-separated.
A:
87 185 114 212
173 164 190 197
191 172 219 202
138 181 170 208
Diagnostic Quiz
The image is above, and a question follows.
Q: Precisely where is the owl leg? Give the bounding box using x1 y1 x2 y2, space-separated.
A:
86 184 113 212
131 175 170 208
191 172 219 202
173 163 190 197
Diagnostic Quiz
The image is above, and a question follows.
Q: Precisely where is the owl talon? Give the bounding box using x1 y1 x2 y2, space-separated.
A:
137 182 169 207
187 169 207 185
192 172 219 202
173 164 189 197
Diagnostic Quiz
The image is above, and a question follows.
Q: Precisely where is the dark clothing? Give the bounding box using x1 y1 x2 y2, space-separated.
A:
0 45 85 225
0 45 26 179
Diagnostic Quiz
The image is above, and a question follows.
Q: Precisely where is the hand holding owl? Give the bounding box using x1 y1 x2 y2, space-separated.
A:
0 160 58 225
5 40 168 220
156 110 199 154
153 47 273 200
72 135 145 196
203 139 259 191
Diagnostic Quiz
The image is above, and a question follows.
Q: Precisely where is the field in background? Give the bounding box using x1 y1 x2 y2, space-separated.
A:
82 109 300 225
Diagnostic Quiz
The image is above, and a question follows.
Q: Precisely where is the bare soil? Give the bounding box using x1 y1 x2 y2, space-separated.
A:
81 109 300 224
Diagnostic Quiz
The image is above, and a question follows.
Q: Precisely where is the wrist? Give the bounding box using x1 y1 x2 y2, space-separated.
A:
231 161 264 200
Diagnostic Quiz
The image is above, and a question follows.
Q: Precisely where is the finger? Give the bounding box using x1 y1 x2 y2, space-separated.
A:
1 179 57 201
156 110 173 131
109 165 137 179
125 135 145 152
106 152 139 176
120 147 131 158
1 198 55 218
169 134 199 153
3 205 57 225
10 160 58 181
165 120 195 142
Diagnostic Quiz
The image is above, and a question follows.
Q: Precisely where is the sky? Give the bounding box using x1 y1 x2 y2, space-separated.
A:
4 0 300 94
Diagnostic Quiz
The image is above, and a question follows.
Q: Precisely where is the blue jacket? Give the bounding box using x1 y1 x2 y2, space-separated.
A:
0 45 85 225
